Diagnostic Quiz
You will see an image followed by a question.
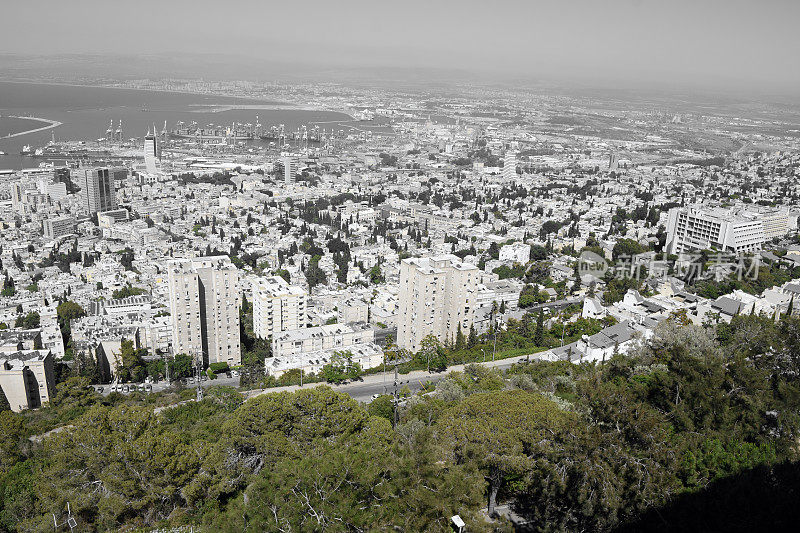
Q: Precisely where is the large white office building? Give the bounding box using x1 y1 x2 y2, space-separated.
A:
397 254 480 352
167 256 241 366
43 216 76 240
253 275 307 339
665 206 768 255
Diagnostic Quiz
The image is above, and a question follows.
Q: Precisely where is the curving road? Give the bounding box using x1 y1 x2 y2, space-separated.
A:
244 352 546 403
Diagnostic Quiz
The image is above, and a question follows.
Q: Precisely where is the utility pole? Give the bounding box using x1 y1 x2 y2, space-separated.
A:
392 366 399 428
195 350 203 402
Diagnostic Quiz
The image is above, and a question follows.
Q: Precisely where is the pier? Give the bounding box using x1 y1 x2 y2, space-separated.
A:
2 115 62 139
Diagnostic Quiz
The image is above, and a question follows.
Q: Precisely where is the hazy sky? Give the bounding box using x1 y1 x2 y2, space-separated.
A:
3 0 799 91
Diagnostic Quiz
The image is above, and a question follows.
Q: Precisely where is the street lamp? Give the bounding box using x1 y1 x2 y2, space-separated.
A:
481 348 486 362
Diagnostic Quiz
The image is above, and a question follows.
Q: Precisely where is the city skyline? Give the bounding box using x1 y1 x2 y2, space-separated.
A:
1 0 799 94
2 2 800 531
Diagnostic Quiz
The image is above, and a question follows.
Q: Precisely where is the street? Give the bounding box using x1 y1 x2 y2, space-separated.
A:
243 352 544 403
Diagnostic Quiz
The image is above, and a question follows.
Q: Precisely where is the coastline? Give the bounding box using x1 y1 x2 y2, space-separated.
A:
0 77 355 121
0 77 355 120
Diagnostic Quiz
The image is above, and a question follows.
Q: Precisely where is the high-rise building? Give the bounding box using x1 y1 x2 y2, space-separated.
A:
282 154 296 184
167 256 241 366
10 182 25 213
665 206 766 255
397 255 480 353
253 275 307 339
502 152 517 181
80 168 117 214
144 129 159 174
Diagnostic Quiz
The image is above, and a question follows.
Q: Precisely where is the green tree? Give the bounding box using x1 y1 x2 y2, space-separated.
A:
534 309 545 346
14 311 40 329
438 390 572 515
455 323 466 351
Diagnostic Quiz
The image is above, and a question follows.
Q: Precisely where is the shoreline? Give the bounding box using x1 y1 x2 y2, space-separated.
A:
1 115 62 139
0 77 356 121
0 77 285 106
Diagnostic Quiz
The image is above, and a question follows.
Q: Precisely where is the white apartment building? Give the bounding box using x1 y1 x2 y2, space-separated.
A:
253 275 307 339
502 152 517 182
338 298 369 324
499 243 531 264
397 254 480 353
167 256 240 366
271 323 373 359
665 206 766 255
759 208 790 239
43 216 76 240
265 342 383 379
0 349 55 412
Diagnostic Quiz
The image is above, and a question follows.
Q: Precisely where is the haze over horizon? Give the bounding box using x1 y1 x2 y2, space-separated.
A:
2 0 799 95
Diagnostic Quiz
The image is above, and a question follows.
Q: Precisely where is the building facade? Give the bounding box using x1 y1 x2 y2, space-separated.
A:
167 256 241 366
252 275 307 339
397 254 480 352
665 206 766 255
144 130 159 174
43 216 76 240
80 167 117 214
0 349 55 412
271 323 373 359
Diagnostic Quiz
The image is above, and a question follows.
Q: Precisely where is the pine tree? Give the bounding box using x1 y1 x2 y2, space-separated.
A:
534 309 545 346
455 323 466 351
468 324 478 347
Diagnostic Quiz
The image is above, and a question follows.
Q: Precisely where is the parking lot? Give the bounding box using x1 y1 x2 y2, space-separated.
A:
93 373 241 396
